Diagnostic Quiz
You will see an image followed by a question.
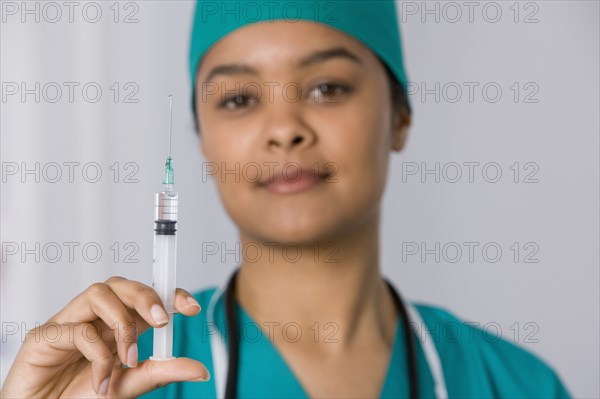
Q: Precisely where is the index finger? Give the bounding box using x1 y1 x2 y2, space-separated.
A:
104 277 201 327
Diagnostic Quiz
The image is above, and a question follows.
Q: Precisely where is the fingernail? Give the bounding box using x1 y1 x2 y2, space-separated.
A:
193 369 210 382
187 296 201 309
127 343 138 368
99 377 110 396
151 304 169 325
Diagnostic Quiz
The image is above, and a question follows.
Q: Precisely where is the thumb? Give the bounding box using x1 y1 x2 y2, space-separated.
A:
108 357 210 398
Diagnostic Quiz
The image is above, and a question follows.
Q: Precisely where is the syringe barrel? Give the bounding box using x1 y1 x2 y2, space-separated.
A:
153 191 178 312
155 191 178 221
152 226 177 313
152 191 178 360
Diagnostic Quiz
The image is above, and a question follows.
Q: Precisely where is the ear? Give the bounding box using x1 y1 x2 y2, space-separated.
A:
391 105 411 152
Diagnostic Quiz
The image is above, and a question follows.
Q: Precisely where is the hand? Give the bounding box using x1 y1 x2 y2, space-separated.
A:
0 276 210 398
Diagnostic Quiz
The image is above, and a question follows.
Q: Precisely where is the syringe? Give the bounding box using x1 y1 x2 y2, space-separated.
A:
150 94 178 361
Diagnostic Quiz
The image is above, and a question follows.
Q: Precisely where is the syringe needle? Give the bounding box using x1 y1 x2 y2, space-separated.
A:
168 94 173 158
163 95 175 189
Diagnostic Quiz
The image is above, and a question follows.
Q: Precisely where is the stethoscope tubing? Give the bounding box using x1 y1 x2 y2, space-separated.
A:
206 268 448 399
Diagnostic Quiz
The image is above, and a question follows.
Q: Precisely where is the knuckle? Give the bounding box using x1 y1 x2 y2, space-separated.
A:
87 282 110 296
105 275 127 284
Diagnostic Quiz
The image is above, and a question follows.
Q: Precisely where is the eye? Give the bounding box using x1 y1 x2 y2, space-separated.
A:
308 82 353 103
218 94 257 110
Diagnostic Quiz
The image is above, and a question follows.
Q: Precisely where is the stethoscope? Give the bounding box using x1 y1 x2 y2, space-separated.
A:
206 268 449 399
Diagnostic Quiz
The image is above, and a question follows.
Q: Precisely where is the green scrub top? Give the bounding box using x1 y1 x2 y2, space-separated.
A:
138 286 571 398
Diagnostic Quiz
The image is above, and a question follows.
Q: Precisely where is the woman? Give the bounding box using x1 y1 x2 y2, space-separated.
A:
1 1 572 398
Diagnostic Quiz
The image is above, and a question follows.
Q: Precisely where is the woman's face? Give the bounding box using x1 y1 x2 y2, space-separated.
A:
196 20 409 244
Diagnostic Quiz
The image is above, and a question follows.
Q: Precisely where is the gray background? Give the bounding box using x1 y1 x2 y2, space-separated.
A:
1 1 598 397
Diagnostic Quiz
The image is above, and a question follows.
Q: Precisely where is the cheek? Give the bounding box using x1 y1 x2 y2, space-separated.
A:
203 142 249 191
320 94 392 195
199 130 263 225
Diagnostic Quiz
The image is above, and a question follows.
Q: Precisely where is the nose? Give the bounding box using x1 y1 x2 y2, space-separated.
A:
262 103 316 153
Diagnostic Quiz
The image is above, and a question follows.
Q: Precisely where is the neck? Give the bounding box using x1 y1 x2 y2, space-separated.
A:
235 210 398 354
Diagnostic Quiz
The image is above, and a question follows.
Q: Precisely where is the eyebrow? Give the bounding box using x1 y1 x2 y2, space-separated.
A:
204 47 363 82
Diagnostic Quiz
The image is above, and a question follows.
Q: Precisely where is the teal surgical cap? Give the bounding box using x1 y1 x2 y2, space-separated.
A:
189 1 410 109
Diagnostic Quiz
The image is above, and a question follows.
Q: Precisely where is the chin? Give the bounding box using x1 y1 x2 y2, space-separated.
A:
243 211 346 246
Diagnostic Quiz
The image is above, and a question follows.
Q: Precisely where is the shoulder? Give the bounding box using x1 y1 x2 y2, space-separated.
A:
411 302 572 398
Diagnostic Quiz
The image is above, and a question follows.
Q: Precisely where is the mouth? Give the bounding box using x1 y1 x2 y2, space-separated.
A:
257 168 332 194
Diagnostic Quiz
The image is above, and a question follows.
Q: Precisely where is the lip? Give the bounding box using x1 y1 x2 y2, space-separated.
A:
258 168 331 194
